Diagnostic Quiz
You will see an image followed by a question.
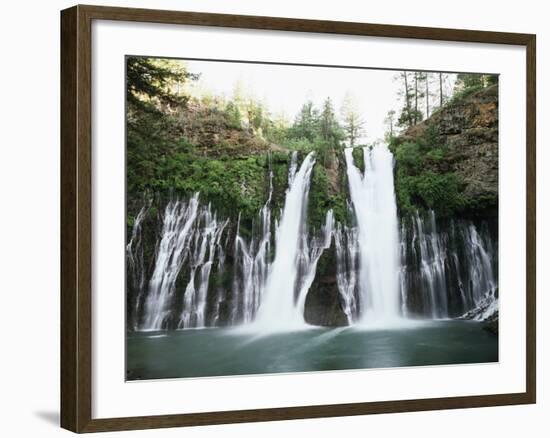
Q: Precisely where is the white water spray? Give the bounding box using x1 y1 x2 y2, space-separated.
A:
344 146 401 324
252 152 316 331
142 195 200 330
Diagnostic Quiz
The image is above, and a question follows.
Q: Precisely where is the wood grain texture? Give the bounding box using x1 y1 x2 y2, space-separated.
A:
60 4 537 433
60 5 78 432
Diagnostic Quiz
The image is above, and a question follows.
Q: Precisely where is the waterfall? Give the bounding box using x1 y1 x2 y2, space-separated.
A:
232 167 274 323
141 195 200 330
463 222 497 305
295 210 335 318
334 222 359 324
179 208 228 329
344 146 401 324
399 210 497 319
415 211 449 318
141 195 230 330
211 232 229 326
130 146 498 331
126 203 149 330
252 151 316 330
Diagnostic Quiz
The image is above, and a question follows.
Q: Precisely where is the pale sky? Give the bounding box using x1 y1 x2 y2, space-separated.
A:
182 59 456 143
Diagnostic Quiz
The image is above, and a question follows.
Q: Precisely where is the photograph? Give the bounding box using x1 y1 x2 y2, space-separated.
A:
125 56 499 381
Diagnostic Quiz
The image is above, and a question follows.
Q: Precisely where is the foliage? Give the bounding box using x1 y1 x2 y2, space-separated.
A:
126 56 198 110
392 125 464 217
126 57 357 232
351 147 365 173
266 98 345 167
224 101 242 129
448 74 498 105
308 165 348 229
408 172 463 216
454 73 498 91
340 93 364 146
394 71 497 135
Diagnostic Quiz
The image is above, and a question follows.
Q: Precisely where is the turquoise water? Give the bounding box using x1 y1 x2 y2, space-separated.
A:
126 320 498 380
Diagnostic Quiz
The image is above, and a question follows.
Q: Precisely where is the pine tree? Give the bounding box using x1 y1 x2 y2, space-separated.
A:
319 98 343 146
454 73 498 93
396 71 421 129
126 56 198 109
423 72 431 119
291 101 319 142
340 92 364 147
438 72 446 108
384 110 396 139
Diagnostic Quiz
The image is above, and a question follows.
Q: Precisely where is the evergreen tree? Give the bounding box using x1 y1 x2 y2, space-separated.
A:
319 97 343 147
454 73 498 93
413 72 421 124
396 71 416 129
318 97 344 166
384 110 396 140
291 101 319 142
340 92 364 146
225 101 241 127
422 72 433 119
126 56 198 109
439 72 445 108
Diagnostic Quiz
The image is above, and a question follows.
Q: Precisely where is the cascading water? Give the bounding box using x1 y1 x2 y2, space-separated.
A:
415 211 449 318
399 210 498 319
344 146 401 324
232 167 273 324
130 147 498 332
142 195 200 330
252 151 316 330
295 210 335 318
179 208 228 329
211 232 229 326
126 203 150 330
334 222 359 324
140 195 227 330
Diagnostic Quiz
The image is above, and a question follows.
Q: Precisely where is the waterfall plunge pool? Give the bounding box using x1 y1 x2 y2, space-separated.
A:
126 320 497 380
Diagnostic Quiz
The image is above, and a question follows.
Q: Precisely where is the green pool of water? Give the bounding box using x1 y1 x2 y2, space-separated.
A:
126 320 498 380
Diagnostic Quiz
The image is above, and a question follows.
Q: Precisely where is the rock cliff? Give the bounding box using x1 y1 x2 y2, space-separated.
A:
395 84 498 217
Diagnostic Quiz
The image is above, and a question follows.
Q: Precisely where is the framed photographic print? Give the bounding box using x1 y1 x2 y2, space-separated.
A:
60 4 536 433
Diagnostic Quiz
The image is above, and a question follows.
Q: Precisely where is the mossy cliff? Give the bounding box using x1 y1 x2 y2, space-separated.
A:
390 84 498 218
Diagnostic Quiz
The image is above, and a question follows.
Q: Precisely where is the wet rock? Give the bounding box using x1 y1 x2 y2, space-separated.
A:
304 245 349 327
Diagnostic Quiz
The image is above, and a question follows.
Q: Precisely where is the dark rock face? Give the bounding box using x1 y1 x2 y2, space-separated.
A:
304 244 349 327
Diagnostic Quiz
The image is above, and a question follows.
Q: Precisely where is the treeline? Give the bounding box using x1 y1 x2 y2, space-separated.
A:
211 88 365 166
385 71 498 138
266 95 364 166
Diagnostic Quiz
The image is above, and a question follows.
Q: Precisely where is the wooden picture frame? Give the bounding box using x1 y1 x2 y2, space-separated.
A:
60 4 536 433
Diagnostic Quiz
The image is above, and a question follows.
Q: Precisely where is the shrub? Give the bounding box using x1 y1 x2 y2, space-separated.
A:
392 124 465 217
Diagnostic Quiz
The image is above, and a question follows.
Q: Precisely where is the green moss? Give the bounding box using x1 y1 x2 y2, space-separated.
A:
394 141 424 174
351 147 365 173
413 172 464 216
393 124 465 217
307 164 348 229
462 193 498 214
